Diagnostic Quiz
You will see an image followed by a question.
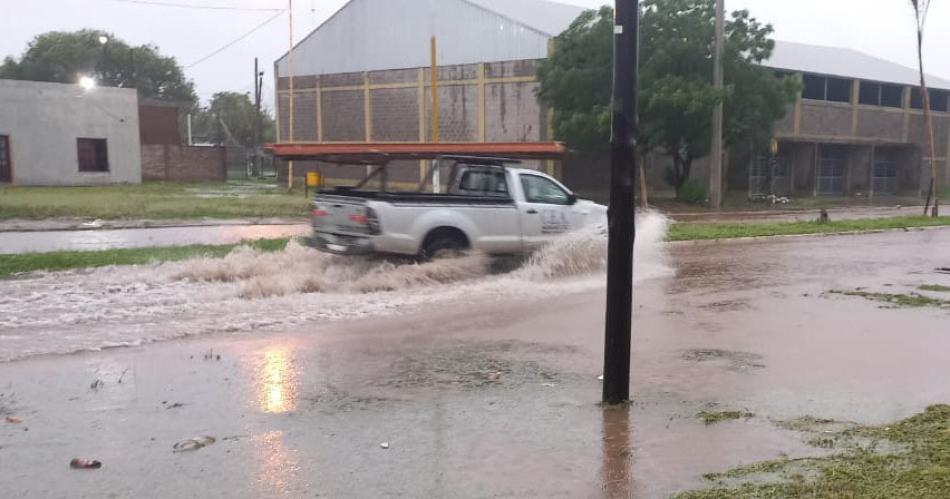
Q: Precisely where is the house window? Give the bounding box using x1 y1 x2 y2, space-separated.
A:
859 82 881 105
801 74 853 103
826 78 852 103
910 88 948 111
880 85 904 108
930 90 949 112
802 74 826 100
77 138 109 172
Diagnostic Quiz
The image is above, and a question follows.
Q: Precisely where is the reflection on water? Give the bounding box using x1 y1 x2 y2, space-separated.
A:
253 430 303 497
601 406 633 498
258 346 299 414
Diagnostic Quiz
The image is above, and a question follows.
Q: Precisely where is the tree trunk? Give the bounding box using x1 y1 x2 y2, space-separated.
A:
918 28 940 216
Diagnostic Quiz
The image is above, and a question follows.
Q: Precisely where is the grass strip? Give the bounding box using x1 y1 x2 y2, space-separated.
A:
668 216 950 241
0 239 289 278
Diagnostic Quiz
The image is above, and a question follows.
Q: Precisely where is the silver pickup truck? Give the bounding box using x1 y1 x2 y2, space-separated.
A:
307 156 606 258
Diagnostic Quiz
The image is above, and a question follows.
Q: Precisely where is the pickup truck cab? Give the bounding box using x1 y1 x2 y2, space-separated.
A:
308 156 606 258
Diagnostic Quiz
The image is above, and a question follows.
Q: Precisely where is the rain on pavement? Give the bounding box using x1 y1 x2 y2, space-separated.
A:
1 217 950 498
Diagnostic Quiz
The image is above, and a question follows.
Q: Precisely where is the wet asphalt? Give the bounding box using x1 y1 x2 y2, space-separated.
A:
1 229 949 498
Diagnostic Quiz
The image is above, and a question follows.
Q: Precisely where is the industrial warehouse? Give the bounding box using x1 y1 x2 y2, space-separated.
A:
274 0 950 201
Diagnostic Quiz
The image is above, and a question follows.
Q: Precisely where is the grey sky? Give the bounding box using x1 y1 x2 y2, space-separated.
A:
3 0 948 108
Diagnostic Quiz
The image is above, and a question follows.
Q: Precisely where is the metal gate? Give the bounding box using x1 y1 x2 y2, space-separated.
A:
749 155 791 196
872 155 899 195
816 146 848 196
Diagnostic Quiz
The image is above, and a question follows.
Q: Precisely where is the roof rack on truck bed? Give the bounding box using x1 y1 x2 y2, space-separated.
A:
266 141 566 164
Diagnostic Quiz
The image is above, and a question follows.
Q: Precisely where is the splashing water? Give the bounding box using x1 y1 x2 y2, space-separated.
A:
0 211 670 361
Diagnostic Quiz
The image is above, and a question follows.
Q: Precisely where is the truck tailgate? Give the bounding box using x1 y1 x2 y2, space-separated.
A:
314 196 370 235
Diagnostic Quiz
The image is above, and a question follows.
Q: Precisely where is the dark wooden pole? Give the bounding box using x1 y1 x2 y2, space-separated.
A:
603 0 640 405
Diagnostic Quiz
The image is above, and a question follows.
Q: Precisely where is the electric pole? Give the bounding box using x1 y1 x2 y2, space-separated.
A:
254 57 264 177
709 0 725 208
603 0 640 405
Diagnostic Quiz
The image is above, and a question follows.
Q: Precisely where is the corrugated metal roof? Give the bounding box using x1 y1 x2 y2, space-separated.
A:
765 40 950 90
463 0 585 37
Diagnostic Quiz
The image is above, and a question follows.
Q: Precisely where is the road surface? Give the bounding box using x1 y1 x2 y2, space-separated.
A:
1 226 949 498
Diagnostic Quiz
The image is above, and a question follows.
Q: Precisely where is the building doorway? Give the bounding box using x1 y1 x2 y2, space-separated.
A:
816 144 848 196
0 135 11 182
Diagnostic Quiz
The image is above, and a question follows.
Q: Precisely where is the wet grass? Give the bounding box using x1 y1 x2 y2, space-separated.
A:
828 289 950 308
697 410 754 425
668 216 950 241
678 404 950 499
0 182 310 220
0 238 289 278
919 284 950 293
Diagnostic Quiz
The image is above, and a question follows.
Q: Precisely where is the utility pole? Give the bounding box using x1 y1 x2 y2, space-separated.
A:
708 0 725 209
430 36 441 193
254 57 264 177
287 0 295 192
603 0 640 405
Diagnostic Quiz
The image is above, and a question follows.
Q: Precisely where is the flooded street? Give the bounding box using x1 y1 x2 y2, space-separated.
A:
1 224 949 498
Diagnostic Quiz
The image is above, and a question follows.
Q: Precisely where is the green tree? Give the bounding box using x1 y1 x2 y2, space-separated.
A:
193 91 275 147
537 1 799 193
0 29 196 105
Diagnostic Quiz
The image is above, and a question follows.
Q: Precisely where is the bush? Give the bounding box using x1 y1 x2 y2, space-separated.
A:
676 180 707 205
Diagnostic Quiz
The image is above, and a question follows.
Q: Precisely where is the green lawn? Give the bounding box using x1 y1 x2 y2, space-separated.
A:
0 181 311 220
668 216 950 241
0 239 289 278
677 405 950 499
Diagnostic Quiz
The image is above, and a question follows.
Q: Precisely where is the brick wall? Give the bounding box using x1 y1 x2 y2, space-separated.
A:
142 144 227 181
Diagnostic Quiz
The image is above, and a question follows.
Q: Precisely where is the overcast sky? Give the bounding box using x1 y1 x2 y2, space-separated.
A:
3 0 949 108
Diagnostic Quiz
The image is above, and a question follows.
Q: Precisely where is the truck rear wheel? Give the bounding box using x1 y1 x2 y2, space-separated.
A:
421 231 469 260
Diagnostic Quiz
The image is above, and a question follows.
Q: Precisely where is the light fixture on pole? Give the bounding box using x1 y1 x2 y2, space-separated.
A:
78 76 97 91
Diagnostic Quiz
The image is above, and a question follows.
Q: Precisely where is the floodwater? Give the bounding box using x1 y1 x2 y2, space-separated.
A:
0 224 310 254
1 221 950 498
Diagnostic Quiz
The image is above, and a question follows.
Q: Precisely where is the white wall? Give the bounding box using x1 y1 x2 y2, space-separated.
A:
0 79 141 185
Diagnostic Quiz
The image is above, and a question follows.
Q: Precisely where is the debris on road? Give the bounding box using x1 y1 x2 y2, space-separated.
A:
70 458 102 469
380 442 390 449
173 436 216 453
5 415 22 424
90 379 104 391
165 403 185 409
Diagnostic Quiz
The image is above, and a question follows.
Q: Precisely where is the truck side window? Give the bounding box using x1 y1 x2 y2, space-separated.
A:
458 170 508 197
520 175 571 205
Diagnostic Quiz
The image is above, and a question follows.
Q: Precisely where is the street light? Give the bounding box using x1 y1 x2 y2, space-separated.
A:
78 76 97 91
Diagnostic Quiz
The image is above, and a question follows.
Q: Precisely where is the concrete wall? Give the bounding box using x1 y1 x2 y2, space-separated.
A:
0 79 141 185
141 145 226 182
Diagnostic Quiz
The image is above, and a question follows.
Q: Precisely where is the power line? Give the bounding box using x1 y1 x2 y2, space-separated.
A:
186 10 286 69
110 0 283 12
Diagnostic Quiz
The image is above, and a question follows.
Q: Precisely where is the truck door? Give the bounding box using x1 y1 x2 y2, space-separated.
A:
517 173 576 249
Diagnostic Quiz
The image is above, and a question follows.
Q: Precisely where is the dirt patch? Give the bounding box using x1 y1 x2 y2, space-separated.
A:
699 299 752 312
682 349 766 372
301 383 406 412
374 342 562 391
828 289 950 309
